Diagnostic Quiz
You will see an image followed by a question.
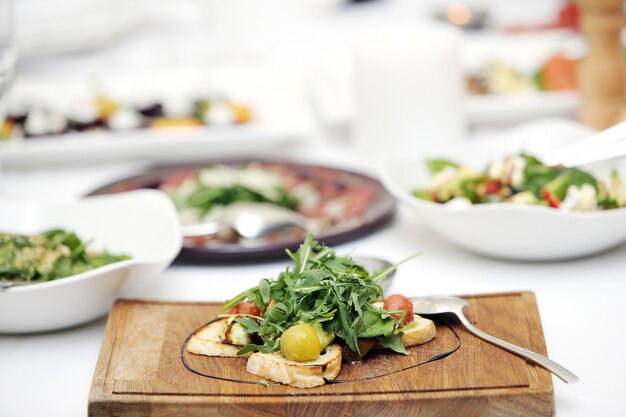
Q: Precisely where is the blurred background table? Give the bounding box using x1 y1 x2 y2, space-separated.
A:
1 1 625 416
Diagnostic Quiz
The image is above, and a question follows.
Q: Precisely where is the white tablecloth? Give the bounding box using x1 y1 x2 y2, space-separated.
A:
2 1 626 415
1 144 626 416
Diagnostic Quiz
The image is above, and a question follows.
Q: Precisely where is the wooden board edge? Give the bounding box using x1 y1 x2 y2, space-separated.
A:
89 387 554 417
459 290 534 300
518 292 554 396
96 383 554 401
88 299 132 405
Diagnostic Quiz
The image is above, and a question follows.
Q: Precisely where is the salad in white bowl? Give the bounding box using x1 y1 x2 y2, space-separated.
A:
414 154 626 212
379 119 626 261
0 190 181 333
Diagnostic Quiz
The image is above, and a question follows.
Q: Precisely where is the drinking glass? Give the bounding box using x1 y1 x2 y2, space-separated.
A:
0 0 15 187
0 0 15 123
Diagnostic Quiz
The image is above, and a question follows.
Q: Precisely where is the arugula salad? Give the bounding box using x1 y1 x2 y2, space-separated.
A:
187 235 434 387
223 235 414 357
0 229 130 283
413 154 626 211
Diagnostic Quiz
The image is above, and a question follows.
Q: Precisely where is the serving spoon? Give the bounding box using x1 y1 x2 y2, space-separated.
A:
411 295 579 384
544 118 626 167
181 202 322 239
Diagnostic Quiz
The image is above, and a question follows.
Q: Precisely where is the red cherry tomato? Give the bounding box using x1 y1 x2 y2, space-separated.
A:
383 294 414 325
542 189 560 208
229 302 261 316
484 179 502 195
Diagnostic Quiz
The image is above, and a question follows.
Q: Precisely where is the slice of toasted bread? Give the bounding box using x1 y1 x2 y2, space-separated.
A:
187 319 250 358
246 344 342 388
401 314 436 347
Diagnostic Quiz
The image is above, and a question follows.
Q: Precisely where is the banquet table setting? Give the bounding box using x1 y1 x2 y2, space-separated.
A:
1 1 626 417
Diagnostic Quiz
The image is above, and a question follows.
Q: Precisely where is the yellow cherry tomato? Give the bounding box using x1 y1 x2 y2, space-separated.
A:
280 323 321 362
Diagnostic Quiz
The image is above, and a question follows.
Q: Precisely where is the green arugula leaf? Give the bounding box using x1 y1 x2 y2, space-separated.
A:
236 317 261 334
237 343 265 355
222 234 419 356
259 279 271 305
377 334 409 355
519 155 561 197
426 159 460 175
357 310 395 338
412 190 434 202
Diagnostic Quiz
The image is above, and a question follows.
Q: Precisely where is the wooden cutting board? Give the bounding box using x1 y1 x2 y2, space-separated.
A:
88 292 554 417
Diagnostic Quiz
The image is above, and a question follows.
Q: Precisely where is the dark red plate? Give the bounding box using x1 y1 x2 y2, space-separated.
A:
87 160 395 261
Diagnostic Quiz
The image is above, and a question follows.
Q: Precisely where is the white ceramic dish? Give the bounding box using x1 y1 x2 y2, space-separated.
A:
379 119 626 261
309 69 580 129
0 190 181 333
0 66 313 167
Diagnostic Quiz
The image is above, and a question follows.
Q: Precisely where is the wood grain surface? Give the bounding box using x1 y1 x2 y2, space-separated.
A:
88 292 554 417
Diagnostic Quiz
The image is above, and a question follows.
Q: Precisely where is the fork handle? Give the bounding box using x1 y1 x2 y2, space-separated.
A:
456 312 579 384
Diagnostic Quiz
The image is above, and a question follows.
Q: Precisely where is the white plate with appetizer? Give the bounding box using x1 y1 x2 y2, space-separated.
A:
380 119 626 261
463 31 582 126
309 30 581 128
0 189 181 333
0 66 313 167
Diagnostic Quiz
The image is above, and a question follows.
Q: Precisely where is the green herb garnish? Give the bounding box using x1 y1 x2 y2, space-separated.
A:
223 235 418 356
162 165 299 218
426 159 459 175
0 229 130 282
181 183 298 217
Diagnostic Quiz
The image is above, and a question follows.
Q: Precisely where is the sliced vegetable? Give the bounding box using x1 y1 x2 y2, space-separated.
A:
541 190 560 208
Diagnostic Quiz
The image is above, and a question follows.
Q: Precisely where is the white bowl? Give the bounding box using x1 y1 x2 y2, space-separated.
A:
379 119 626 261
0 190 182 333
